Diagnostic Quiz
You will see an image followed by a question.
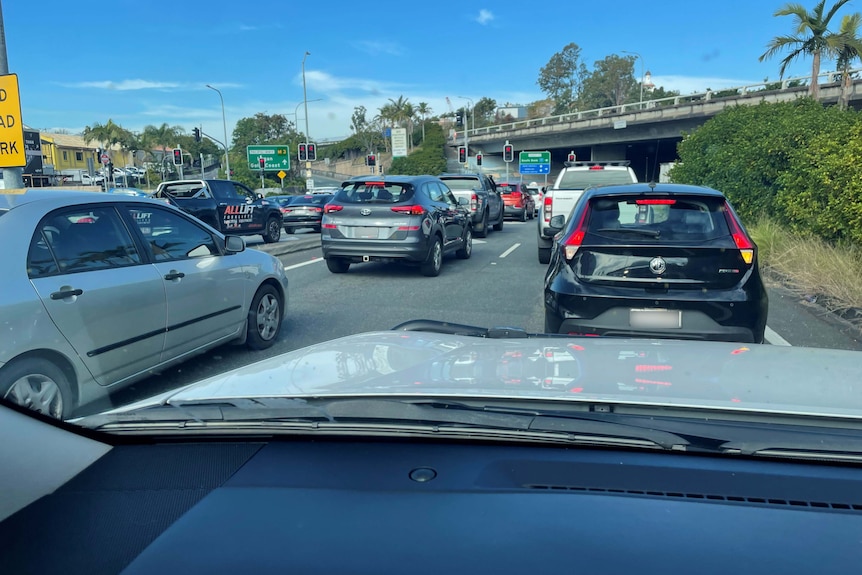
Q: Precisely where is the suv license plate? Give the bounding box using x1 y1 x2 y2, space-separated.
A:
629 309 681 329
355 227 378 239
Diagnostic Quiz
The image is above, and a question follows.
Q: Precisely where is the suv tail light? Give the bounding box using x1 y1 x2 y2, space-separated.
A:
391 205 425 215
324 204 343 214
562 207 590 260
723 202 755 264
543 195 553 222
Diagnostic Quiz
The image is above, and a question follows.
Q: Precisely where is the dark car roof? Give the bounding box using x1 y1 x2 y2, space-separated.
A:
439 173 484 178
341 175 437 185
582 183 726 199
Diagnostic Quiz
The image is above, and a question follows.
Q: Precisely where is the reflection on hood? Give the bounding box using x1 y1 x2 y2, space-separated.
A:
107 331 862 418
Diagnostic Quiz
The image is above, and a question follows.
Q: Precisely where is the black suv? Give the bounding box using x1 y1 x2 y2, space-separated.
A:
543 183 768 343
321 175 472 276
153 179 283 243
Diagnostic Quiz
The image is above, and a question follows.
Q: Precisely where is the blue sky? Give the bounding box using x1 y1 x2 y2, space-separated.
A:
5 1 854 141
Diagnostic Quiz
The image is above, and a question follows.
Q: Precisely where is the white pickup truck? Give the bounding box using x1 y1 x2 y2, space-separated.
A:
536 160 638 263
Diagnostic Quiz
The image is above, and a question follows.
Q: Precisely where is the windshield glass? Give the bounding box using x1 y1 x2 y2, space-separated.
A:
4 1 862 456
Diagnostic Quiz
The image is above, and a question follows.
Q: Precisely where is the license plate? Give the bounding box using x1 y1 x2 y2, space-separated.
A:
629 309 681 329
355 226 378 239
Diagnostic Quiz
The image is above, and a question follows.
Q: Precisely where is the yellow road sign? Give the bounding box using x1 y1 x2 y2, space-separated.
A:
0 74 25 168
277 170 286 179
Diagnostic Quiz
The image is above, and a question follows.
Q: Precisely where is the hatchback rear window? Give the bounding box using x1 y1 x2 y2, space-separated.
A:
586 195 731 243
557 169 635 189
335 182 414 204
497 184 523 194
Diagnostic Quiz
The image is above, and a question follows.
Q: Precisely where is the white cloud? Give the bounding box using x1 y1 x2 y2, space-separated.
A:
476 9 494 25
59 80 243 92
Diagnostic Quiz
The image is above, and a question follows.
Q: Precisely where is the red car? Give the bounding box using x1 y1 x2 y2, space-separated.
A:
497 181 536 221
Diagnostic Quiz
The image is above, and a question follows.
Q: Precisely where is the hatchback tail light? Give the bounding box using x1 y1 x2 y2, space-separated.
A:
324 204 343 214
391 205 425 215
722 202 755 264
562 207 590 260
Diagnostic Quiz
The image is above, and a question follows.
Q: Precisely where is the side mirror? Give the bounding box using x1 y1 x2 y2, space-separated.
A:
257 193 265 200
458 196 470 206
547 214 566 234
225 235 246 253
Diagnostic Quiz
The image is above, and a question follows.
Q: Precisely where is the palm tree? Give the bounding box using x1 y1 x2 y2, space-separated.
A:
831 13 862 109
82 119 135 168
416 102 431 143
141 123 183 173
759 0 852 99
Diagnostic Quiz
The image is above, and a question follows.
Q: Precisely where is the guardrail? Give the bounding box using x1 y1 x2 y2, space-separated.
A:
468 69 861 137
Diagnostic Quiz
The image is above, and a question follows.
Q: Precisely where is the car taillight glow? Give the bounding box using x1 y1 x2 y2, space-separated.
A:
636 199 676 205
322 223 337 229
397 225 421 231
543 195 553 222
589 166 605 170
471 193 478 211
563 207 590 260
723 202 755 264
324 204 343 213
391 205 425 215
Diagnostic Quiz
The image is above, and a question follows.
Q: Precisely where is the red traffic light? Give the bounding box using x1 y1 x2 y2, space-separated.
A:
172 148 183 165
298 143 307 162
259 157 265 168
476 154 483 166
567 151 577 162
502 144 514 163
307 143 317 162
458 146 466 164
367 154 376 166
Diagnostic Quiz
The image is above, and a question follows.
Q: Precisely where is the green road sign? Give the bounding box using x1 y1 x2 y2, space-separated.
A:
519 151 550 164
247 145 290 171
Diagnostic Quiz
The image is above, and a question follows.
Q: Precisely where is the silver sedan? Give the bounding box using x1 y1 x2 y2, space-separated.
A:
0 190 289 419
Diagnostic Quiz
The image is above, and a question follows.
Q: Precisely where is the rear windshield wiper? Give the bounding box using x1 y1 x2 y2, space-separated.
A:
595 227 661 238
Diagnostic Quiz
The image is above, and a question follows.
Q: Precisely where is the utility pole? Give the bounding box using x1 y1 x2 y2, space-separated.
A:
0 0 23 189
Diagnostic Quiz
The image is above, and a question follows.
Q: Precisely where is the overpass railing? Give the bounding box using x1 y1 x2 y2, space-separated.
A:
469 69 862 137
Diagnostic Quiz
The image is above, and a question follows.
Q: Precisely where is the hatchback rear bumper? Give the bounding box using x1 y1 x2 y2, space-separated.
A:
322 238 430 263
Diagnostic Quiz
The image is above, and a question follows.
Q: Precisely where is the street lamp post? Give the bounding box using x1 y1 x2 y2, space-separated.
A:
302 51 311 143
457 96 474 167
205 84 231 179
622 50 645 107
290 99 322 132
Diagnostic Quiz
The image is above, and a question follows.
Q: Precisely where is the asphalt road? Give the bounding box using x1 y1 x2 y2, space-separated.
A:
82 217 862 416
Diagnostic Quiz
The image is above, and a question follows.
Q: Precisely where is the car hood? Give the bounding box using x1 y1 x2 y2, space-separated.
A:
85 331 862 419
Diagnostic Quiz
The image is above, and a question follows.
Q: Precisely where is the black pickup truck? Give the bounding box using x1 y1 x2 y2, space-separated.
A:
438 173 505 238
153 179 283 243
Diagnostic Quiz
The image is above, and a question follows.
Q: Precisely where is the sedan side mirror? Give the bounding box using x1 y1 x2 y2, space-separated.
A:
225 235 246 253
547 214 566 234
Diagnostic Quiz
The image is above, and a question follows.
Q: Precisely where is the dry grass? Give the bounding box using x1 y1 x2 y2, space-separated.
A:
749 219 862 325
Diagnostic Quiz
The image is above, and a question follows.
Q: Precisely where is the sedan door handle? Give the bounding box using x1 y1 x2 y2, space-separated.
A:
50 288 83 300
164 271 185 281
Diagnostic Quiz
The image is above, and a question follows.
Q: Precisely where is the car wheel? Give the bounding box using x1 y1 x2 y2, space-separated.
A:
262 217 282 243
246 284 283 350
493 212 504 231
520 209 527 222
421 237 443 277
538 247 551 264
456 226 473 259
474 211 488 238
285 227 295 235
326 257 350 273
0 358 73 419
313 226 321 233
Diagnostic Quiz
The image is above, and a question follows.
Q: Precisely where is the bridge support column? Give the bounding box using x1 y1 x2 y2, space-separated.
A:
590 145 627 161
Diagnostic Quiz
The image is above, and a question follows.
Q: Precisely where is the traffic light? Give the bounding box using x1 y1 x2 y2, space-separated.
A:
307 143 316 162
456 112 463 126
298 143 307 162
458 146 467 164
476 153 483 166
366 154 376 167
567 151 576 162
172 148 183 165
502 143 514 163
258 157 265 170
193 127 201 142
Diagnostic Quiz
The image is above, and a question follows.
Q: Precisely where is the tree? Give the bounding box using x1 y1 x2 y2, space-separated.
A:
351 105 385 154
759 0 852 99
416 102 432 143
831 13 862 109
140 123 183 173
579 54 639 109
82 119 136 165
537 42 589 115
229 113 302 189
473 97 497 127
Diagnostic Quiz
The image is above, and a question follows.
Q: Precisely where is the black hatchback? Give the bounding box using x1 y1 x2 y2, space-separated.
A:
321 175 472 276
543 183 768 343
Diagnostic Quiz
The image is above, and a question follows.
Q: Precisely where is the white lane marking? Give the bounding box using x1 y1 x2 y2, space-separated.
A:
764 326 791 346
499 243 521 258
284 257 323 271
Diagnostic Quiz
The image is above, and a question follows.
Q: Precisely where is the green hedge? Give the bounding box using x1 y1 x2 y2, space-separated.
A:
389 123 447 175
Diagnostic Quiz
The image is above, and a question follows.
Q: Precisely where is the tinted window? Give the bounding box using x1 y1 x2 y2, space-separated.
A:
290 194 333 206
128 206 219 261
558 169 635 189
28 206 141 276
335 182 415 204
440 177 481 191
158 182 209 199
586 195 731 243
426 182 446 203
497 183 523 194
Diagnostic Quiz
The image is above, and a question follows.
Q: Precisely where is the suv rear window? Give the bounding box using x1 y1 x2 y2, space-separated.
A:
558 168 635 189
586 195 731 243
335 182 414 204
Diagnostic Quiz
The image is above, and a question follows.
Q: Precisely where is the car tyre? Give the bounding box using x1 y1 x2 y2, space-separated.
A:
493 212 504 231
474 211 488 238
262 217 282 243
326 257 350 273
421 237 443 277
520 209 527 222
285 227 295 235
246 284 283 350
313 226 321 233
0 358 74 419
538 247 551 264
456 227 473 259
